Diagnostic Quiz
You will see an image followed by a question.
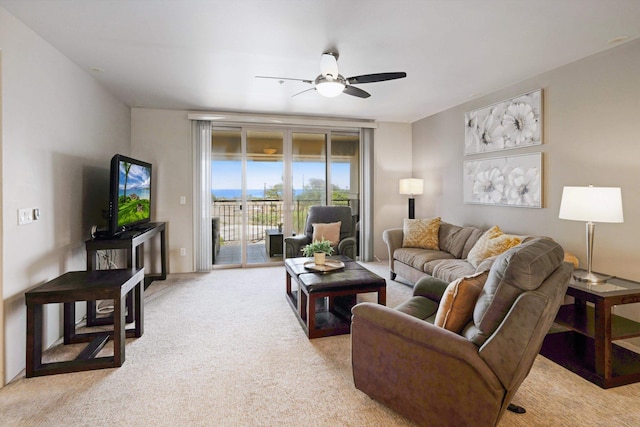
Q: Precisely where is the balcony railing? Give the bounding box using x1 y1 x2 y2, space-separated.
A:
212 199 350 244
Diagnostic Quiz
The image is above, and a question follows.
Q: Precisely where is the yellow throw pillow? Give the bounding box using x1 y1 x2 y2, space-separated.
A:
467 225 522 268
402 217 441 250
434 271 489 333
312 221 341 245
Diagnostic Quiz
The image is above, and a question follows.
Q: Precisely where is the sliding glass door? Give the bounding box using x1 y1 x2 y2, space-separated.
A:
211 127 360 268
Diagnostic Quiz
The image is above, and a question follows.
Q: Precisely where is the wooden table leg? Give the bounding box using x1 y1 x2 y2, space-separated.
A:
63 302 76 344
134 281 144 338
114 293 126 367
307 291 316 337
594 299 612 380
377 286 387 305
26 303 42 378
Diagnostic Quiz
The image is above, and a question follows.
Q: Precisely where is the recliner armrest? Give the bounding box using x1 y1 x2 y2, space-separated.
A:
413 276 450 302
352 302 484 363
337 236 356 259
284 235 310 258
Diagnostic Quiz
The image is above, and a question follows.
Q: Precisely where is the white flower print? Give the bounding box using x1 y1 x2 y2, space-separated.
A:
473 167 504 204
505 167 540 206
502 102 537 146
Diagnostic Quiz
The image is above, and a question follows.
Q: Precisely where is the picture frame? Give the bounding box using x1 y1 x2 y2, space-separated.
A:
464 89 542 155
463 152 542 208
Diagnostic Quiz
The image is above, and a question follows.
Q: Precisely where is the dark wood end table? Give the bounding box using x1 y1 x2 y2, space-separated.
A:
285 256 386 339
25 268 145 377
540 269 640 388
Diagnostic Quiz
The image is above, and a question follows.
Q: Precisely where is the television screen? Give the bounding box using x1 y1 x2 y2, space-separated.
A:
109 154 152 235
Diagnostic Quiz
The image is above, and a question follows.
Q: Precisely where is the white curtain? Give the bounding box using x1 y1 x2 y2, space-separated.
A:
361 128 374 262
192 120 212 271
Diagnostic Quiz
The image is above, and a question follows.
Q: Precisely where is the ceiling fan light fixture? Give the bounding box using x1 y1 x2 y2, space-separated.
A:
315 75 346 97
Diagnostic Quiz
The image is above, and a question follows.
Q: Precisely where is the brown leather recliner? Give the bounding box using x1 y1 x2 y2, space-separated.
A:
351 238 572 426
284 205 357 259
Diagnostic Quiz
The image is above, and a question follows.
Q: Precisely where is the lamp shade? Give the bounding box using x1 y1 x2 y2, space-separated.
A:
559 186 623 223
399 178 424 196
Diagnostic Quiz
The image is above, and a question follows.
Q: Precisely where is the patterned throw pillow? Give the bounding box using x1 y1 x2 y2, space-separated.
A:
312 221 341 245
467 225 522 268
402 217 441 250
434 271 489 333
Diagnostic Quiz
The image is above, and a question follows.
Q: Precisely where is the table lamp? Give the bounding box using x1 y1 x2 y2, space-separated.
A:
399 178 424 219
559 185 623 283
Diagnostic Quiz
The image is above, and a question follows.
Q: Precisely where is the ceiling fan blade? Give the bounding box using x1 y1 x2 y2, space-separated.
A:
292 87 316 97
343 85 371 98
320 52 339 78
346 72 407 84
255 76 313 84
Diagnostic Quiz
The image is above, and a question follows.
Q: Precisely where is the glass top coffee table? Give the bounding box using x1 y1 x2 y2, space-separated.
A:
285 255 386 339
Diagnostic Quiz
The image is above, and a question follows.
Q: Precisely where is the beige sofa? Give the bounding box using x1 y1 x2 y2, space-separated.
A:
383 221 504 284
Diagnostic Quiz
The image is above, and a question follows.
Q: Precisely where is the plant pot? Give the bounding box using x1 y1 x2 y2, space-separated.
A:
314 252 326 265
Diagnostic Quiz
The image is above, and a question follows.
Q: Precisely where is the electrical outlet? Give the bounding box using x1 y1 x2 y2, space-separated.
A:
179 248 186 256
18 208 33 225
179 196 186 205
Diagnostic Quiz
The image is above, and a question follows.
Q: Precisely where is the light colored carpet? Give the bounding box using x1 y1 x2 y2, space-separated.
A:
2 261 640 426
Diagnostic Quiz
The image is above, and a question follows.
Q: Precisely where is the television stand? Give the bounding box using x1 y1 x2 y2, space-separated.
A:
85 222 167 326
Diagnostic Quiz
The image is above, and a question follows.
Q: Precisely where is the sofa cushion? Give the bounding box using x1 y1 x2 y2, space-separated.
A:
463 238 564 346
434 271 489 333
461 227 485 259
438 222 483 258
312 221 341 245
394 248 455 272
402 217 441 250
467 225 522 268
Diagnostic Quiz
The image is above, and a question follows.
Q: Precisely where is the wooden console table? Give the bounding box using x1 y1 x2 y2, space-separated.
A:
25 268 145 377
85 222 166 326
540 270 640 388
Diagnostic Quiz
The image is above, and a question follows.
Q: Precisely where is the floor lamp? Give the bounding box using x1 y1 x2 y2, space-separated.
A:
559 185 623 283
399 178 424 219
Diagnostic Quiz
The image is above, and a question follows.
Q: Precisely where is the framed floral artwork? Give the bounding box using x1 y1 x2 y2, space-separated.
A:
464 89 542 155
463 152 542 208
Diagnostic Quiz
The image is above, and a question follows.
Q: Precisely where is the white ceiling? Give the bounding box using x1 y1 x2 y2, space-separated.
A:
2 0 640 123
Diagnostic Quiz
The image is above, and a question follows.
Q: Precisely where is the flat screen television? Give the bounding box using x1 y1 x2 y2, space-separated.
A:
108 154 152 236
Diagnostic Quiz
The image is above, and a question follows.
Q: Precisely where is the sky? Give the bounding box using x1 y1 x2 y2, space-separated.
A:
211 160 351 190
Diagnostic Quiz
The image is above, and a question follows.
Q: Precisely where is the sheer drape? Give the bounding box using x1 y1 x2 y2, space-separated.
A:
192 120 212 271
360 128 374 262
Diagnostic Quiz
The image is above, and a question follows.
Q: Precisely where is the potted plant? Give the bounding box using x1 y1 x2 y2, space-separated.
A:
302 239 334 265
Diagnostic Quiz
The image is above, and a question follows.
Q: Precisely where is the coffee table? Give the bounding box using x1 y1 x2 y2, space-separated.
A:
285 256 386 339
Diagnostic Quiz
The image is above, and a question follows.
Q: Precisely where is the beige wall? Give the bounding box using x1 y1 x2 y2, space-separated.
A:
1 7 131 384
411 39 640 318
373 122 412 261
131 108 194 273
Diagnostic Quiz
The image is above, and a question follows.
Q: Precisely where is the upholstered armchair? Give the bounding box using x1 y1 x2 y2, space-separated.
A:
284 205 357 259
351 238 572 426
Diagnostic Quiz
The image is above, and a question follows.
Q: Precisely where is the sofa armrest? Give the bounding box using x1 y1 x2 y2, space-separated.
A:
337 236 356 259
382 228 404 279
284 235 310 258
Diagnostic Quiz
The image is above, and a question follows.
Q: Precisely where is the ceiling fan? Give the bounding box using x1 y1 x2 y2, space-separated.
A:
256 52 407 98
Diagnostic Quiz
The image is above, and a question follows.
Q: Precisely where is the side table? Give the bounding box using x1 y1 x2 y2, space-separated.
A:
540 269 640 388
265 229 283 257
25 268 145 377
